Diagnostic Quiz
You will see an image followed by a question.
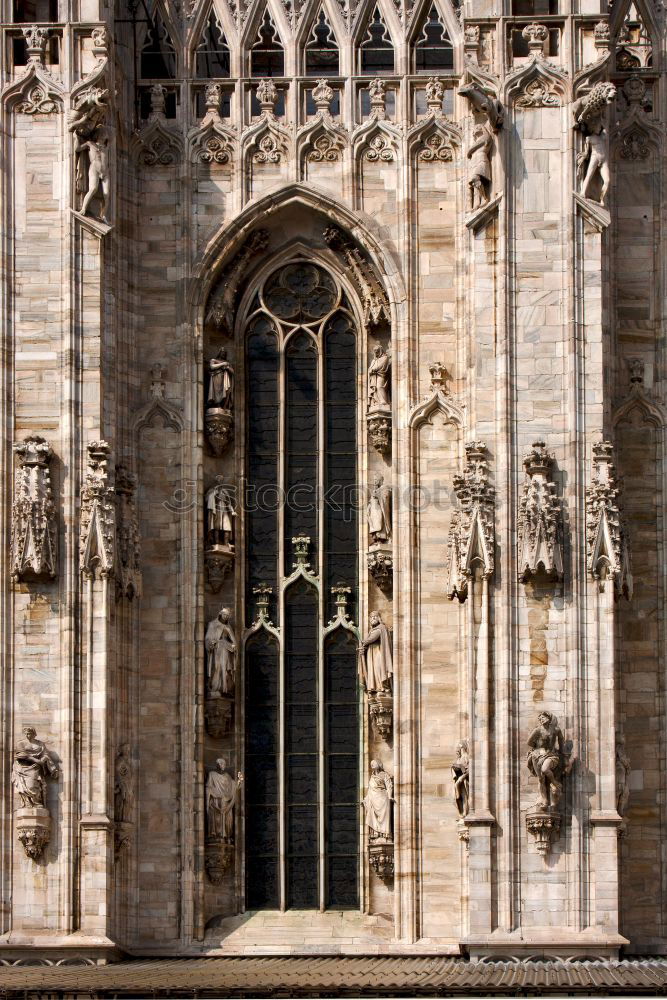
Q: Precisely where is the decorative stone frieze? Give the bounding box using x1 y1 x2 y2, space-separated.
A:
80 441 116 580
115 466 141 600
586 441 632 598
446 442 494 601
323 227 390 329
205 229 269 335
11 435 57 583
517 441 563 584
11 726 59 861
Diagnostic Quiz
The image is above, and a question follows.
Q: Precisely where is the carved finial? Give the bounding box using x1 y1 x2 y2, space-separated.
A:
150 363 166 399
313 78 334 115
204 82 222 121
464 23 480 48
425 77 444 114
593 18 610 52
91 25 109 63
522 22 549 56
586 441 632 597
331 582 351 619
523 439 552 475
429 362 451 393
628 358 644 384
256 78 278 115
149 84 167 121
369 78 386 120
22 25 49 65
292 533 311 571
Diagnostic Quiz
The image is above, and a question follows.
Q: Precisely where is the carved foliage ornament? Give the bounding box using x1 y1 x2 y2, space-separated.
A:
80 440 116 580
620 128 650 160
205 229 269 335
586 441 632 598
22 25 49 64
307 132 344 162
446 442 495 600
11 436 57 582
515 78 560 109
323 226 390 329
16 84 58 115
364 134 395 162
418 132 455 161
517 441 563 583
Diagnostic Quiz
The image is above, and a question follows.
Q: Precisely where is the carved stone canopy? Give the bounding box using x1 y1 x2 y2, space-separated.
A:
586 441 632 598
11 435 57 582
446 441 495 600
517 440 563 584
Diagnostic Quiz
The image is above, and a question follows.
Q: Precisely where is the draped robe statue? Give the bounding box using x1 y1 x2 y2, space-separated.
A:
363 760 393 840
205 607 236 698
206 759 243 842
11 727 58 809
367 474 392 544
368 346 391 409
207 348 234 410
358 612 393 693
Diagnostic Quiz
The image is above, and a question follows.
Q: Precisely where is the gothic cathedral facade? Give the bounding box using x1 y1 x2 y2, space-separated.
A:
0 0 666 967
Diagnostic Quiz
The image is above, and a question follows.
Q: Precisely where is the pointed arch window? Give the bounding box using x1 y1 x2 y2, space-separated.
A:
195 11 230 77
251 10 285 76
359 7 395 75
244 260 360 911
305 9 340 76
616 2 652 69
140 10 177 78
413 3 453 72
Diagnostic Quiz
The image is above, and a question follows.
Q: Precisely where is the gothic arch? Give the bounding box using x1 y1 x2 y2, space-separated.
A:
407 0 462 73
190 182 406 330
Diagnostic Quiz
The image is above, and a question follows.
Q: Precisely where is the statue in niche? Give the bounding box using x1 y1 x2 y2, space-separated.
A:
451 740 470 818
205 607 236 698
367 473 392 544
526 711 565 811
206 758 243 842
75 126 111 223
573 82 616 206
11 726 59 809
114 744 134 824
363 760 394 840
368 345 391 409
207 348 234 411
616 734 631 818
358 611 393 693
206 478 236 548
467 124 493 211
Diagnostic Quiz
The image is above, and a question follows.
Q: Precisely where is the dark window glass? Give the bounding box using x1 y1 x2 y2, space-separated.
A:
285 333 318 571
324 312 357 622
245 637 279 910
246 317 279 619
325 631 359 908
305 9 339 75
512 0 557 12
285 581 319 909
140 13 176 78
251 11 284 77
195 13 230 77
360 7 394 74
414 3 453 72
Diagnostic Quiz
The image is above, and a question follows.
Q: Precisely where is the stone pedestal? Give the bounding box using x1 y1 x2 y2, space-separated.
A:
205 841 234 884
205 544 234 593
366 406 391 455
205 407 233 457
369 692 392 742
204 694 233 739
368 839 394 883
525 806 561 858
367 544 393 593
16 806 51 860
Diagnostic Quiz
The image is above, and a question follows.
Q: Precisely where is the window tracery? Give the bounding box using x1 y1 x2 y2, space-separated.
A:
243 260 360 911
413 3 453 73
140 10 177 79
194 11 230 78
359 7 395 75
305 9 339 76
251 10 285 77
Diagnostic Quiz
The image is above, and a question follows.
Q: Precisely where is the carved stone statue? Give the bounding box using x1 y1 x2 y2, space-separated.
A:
363 759 393 840
205 607 236 698
368 345 391 410
526 711 564 811
11 435 57 582
207 348 234 410
468 124 493 210
114 744 134 825
206 478 236 548
451 740 470 818
573 82 616 206
458 82 504 131
367 473 392 544
11 726 58 809
616 734 631 818
75 126 110 223
206 758 243 842
358 611 393 693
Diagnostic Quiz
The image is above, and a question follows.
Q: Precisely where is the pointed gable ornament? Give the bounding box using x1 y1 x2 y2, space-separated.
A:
11 436 58 582
446 441 494 601
517 441 563 584
586 440 632 598
80 440 116 580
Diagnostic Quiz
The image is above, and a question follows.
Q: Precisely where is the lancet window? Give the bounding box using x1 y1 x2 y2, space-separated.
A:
243 261 360 912
195 12 230 78
413 3 453 72
305 10 340 76
140 10 177 78
359 7 395 75
251 10 285 77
